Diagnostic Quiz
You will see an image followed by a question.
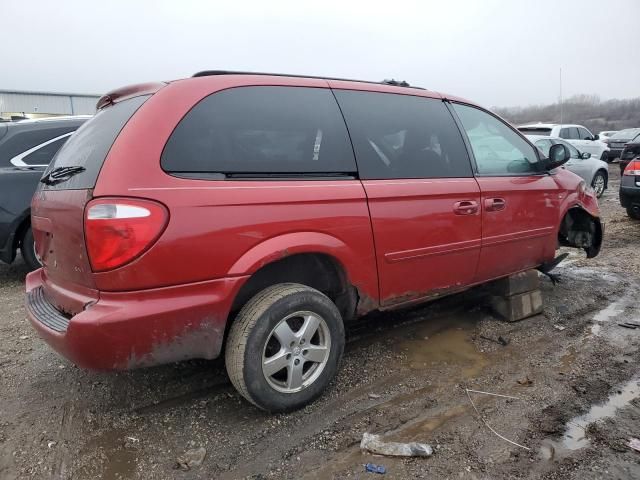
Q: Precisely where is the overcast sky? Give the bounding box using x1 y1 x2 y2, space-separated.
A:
3 0 639 108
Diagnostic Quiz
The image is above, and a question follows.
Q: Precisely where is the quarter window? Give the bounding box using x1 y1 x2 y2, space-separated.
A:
334 90 472 179
0 127 76 167
452 104 540 175
22 136 70 165
161 86 356 176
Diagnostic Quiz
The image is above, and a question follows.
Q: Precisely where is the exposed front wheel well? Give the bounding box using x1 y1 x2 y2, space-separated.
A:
229 253 358 324
558 207 603 258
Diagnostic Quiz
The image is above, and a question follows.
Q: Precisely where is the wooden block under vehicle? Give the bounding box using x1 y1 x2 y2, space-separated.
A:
488 270 540 297
490 290 543 322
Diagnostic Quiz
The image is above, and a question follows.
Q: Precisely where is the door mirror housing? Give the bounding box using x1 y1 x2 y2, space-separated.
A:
592 134 599 141
581 151 591 160
544 143 571 170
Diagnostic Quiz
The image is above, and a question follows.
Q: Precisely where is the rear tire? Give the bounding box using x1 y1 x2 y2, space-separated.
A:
627 207 640 220
225 283 344 412
20 227 41 271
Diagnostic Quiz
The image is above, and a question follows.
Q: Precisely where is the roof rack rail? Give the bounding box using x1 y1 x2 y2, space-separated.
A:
192 70 424 90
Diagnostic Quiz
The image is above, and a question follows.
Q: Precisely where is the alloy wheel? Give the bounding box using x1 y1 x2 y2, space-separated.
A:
262 311 331 393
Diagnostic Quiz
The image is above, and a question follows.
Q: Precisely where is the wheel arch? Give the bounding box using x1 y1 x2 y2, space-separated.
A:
227 232 379 323
558 205 603 258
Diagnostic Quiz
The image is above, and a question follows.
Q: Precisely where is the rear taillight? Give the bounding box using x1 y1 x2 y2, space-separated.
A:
623 159 640 176
84 198 168 272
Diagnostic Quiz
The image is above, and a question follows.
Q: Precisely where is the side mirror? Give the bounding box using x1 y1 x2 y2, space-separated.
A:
593 134 599 141
545 143 571 170
581 152 591 159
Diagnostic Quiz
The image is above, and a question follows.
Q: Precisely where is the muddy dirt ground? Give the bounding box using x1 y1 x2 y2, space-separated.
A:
1 164 639 480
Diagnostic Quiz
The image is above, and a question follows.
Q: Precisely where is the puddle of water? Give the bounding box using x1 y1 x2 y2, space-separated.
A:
75 429 138 480
541 377 640 460
560 266 620 284
395 316 489 378
590 291 633 335
387 404 469 442
593 300 626 323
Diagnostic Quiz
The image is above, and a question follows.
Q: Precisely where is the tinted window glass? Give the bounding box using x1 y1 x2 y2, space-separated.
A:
42 95 149 190
22 136 70 165
161 86 355 176
453 104 540 175
0 127 76 167
559 128 570 139
334 91 471 179
578 127 592 140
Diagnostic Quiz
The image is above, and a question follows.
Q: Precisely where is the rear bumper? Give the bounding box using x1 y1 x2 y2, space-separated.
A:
607 147 624 159
25 269 247 370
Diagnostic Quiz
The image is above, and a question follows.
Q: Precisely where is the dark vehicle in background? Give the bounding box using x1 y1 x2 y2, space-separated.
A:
0 116 88 270
618 133 640 174
620 155 640 219
605 128 640 164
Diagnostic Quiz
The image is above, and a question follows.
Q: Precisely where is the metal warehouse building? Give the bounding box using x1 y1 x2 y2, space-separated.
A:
0 90 100 120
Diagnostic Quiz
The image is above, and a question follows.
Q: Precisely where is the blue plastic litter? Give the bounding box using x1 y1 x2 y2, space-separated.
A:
364 463 386 474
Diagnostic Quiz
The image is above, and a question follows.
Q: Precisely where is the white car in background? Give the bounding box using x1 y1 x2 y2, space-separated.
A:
526 135 609 198
598 130 618 143
518 123 610 161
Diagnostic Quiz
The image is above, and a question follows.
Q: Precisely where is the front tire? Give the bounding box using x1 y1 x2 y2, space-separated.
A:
225 283 345 412
20 227 41 271
591 171 607 198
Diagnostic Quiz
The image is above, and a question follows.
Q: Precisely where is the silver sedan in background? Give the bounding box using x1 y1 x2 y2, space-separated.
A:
526 135 609 198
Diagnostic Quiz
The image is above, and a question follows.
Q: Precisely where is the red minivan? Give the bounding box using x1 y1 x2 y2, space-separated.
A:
26 72 603 412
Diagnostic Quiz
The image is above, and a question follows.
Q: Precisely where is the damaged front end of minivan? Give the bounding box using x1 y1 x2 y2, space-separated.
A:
558 205 603 259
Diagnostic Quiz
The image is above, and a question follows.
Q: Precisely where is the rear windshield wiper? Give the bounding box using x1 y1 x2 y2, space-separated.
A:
40 166 86 185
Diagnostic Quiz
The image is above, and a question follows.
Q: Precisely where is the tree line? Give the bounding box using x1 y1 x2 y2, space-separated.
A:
494 95 640 133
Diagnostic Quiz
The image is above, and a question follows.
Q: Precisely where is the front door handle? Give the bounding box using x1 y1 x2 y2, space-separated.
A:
453 200 479 215
484 197 506 212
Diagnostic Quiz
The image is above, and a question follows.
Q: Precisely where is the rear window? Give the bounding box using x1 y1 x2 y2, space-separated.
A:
518 127 552 136
41 95 149 190
161 86 356 177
